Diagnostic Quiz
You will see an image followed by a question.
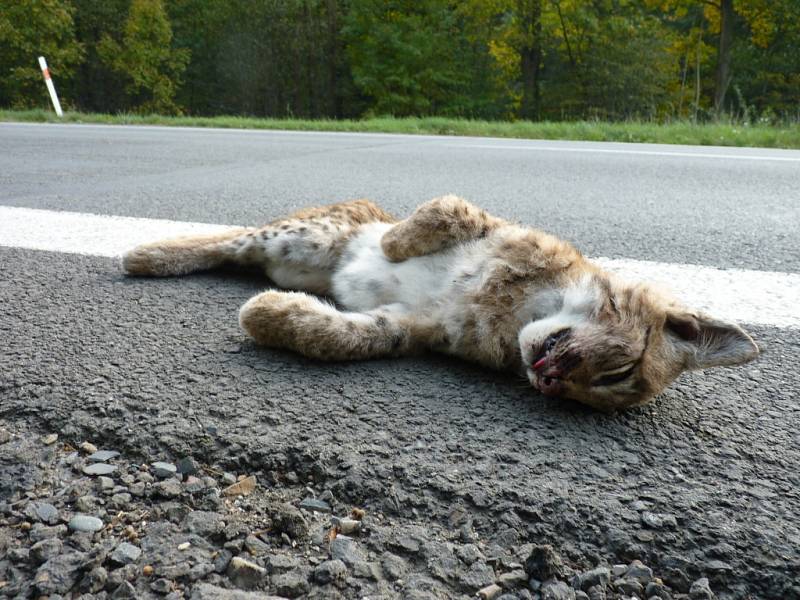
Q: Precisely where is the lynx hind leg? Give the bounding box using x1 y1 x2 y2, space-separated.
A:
122 228 255 276
381 195 506 262
122 199 394 281
239 290 415 360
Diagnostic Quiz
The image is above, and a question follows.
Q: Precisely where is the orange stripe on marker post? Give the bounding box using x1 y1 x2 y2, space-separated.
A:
38 56 63 117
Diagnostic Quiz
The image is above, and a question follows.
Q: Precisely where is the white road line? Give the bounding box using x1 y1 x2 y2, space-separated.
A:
441 143 800 162
1 205 797 328
594 258 799 329
0 206 231 258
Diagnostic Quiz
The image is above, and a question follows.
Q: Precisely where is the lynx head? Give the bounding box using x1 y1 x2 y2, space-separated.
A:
518 275 759 411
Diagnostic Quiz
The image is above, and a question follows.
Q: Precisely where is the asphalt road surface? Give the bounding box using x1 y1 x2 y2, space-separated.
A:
1 123 799 600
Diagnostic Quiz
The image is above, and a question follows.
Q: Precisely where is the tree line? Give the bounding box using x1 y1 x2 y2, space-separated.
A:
1 0 798 121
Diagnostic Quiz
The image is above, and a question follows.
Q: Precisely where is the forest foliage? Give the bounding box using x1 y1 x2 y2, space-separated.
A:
1 0 798 122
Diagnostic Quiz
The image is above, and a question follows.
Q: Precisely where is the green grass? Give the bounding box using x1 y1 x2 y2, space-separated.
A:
2 108 799 149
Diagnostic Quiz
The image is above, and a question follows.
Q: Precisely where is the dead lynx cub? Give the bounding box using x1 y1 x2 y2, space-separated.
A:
123 196 758 410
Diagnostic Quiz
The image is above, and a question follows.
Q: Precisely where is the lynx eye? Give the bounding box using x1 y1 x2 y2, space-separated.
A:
592 363 636 387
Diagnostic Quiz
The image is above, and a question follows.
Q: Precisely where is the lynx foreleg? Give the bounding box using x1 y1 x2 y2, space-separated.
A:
122 228 255 276
381 195 507 262
239 291 438 360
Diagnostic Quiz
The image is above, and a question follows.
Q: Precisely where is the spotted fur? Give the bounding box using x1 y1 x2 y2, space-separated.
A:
123 196 759 410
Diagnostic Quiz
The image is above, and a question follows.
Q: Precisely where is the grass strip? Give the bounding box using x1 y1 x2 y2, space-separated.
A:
2 109 799 149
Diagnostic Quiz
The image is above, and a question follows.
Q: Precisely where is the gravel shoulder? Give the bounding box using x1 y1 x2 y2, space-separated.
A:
1 248 799 600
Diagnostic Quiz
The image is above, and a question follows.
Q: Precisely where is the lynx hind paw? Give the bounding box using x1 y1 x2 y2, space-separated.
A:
121 245 168 276
239 290 320 346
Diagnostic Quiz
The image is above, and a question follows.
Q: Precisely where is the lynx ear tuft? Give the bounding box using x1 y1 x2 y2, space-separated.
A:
666 311 759 369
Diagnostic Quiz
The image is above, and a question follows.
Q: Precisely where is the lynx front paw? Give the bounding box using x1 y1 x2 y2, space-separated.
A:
381 224 428 262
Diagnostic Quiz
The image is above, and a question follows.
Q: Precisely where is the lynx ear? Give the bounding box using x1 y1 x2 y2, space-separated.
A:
665 311 759 369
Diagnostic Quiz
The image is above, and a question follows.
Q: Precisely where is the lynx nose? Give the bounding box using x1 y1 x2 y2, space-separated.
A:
545 328 570 350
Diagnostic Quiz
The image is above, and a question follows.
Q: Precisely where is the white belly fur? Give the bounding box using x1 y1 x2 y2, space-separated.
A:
332 223 466 313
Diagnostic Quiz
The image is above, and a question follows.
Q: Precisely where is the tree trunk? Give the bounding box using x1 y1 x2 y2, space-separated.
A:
518 0 542 120
714 0 735 114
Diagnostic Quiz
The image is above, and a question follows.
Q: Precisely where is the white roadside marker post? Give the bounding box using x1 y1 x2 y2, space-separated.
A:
38 56 63 117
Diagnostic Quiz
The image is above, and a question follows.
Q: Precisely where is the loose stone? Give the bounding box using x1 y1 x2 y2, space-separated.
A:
525 545 565 581
68 514 103 533
614 578 644 596
182 510 224 538
97 475 115 490
213 549 233 573
478 583 503 600
31 538 63 563
456 543 484 565
611 564 627 578
579 567 611 590
625 560 654 583
271 503 308 539
273 570 311 597
540 579 575 600
646 580 673 599
176 456 200 475
8 547 30 562
110 492 132 509
79 441 98 454
152 461 178 478
189 562 216 581
352 561 382 581
330 535 366 567
300 497 332 513
151 578 173 593
83 463 117 476
459 561 495 590
380 552 407 580
110 541 142 565
689 577 715 600
184 475 205 493
29 523 66 541
268 554 302 573
244 534 270 556
41 433 58 445
222 475 256 497
26 501 59 525
393 535 421 554
88 450 120 462
154 479 183 498
81 566 107 594
33 550 86 594
111 581 136 599
498 569 528 588
640 512 678 530
313 559 347 584
75 495 96 512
